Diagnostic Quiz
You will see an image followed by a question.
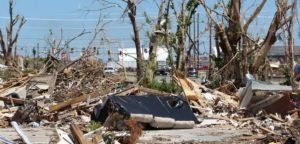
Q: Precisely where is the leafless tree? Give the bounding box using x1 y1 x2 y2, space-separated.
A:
0 0 26 66
125 0 144 81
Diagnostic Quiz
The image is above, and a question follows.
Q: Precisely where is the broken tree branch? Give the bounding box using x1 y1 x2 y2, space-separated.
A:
243 0 267 31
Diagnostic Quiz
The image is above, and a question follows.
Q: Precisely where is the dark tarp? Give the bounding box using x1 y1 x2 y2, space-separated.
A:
91 95 198 124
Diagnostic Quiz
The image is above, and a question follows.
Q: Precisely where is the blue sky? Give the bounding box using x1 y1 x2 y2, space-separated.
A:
0 0 300 59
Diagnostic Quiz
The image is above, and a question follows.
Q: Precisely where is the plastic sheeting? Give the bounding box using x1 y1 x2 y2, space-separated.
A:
91 95 198 125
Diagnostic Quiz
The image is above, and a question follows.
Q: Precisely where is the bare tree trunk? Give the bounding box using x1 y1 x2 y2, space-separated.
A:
177 35 186 72
288 0 297 88
176 2 187 73
127 0 143 81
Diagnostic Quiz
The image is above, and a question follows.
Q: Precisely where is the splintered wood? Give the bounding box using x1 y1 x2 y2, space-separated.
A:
173 76 202 101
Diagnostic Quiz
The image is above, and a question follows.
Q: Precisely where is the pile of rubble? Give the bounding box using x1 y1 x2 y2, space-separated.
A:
0 58 300 143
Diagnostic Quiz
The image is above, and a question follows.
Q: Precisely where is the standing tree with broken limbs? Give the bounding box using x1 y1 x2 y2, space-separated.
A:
0 0 26 67
126 0 200 84
200 0 297 87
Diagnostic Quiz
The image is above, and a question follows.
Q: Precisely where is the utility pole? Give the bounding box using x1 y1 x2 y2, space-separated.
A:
208 18 212 80
188 23 191 67
197 13 200 67
193 14 196 67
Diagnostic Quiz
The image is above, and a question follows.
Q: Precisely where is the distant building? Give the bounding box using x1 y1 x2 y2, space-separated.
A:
268 45 300 60
112 47 169 69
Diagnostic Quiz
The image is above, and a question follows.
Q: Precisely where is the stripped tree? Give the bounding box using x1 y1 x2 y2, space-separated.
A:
200 0 296 87
0 0 26 66
251 0 297 74
126 0 144 82
286 0 297 88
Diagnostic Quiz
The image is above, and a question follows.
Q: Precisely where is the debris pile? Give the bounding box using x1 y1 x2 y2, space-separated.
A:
0 58 300 143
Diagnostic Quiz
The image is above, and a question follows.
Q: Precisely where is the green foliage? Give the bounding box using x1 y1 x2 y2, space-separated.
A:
227 0 232 14
88 121 102 131
210 55 224 69
147 79 182 94
22 69 35 74
208 74 222 89
186 0 199 11
282 66 291 85
0 69 14 81
143 12 152 25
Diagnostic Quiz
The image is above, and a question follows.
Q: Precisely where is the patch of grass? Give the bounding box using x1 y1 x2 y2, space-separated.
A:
88 121 101 131
147 79 182 94
0 69 15 81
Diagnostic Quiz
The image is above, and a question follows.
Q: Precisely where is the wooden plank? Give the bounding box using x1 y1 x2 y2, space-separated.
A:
116 86 139 96
70 124 90 144
259 126 277 135
49 95 86 112
0 96 25 105
288 108 300 114
268 114 285 122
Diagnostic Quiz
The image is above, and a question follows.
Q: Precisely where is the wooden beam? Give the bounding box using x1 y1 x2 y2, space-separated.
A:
49 95 86 112
70 124 90 144
0 96 25 105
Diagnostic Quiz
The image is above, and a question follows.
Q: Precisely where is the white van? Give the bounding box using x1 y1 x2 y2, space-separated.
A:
104 67 117 74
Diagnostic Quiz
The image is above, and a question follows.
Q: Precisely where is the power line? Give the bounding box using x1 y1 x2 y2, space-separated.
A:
0 16 148 22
